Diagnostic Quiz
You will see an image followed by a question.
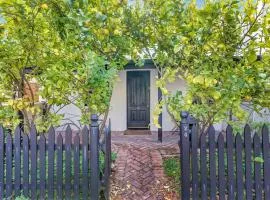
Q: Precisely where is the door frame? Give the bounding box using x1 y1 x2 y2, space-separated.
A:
126 70 150 129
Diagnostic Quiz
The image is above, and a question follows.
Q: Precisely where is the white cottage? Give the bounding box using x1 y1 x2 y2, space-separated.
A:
57 59 269 134
108 60 187 132
57 59 187 133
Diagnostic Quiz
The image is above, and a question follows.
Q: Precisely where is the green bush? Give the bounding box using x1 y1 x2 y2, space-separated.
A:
163 157 180 186
15 195 29 200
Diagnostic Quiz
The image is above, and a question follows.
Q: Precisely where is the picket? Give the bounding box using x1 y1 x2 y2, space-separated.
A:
191 124 199 199
200 132 207 200
208 125 216 200
14 127 21 196
57 134 63 199
23 133 29 197
236 133 244 200
82 126 89 200
0 126 3 200
48 126 55 199
226 125 235 200
103 126 111 199
253 133 262 200
73 133 80 199
65 125 72 199
30 124 37 199
6 132 13 198
262 125 270 199
244 125 252 200
39 134 46 198
90 114 100 200
217 133 225 200
108 119 112 169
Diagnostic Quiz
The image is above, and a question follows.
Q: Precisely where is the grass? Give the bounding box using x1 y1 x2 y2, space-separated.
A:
163 157 180 192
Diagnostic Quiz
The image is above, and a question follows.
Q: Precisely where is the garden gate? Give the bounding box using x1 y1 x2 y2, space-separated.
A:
0 114 112 200
179 111 270 200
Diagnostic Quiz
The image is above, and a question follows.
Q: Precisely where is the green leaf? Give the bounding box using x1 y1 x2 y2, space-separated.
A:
247 52 257 62
254 157 264 163
259 73 267 79
173 44 181 53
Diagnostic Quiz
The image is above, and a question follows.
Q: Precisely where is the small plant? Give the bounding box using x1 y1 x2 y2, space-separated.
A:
99 152 117 175
15 195 29 200
111 152 117 162
163 157 180 187
254 156 264 163
6 194 29 200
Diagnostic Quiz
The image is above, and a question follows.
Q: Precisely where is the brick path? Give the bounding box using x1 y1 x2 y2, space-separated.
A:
110 132 179 200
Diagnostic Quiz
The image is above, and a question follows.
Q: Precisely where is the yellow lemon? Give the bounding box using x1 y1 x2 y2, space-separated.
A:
41 4 48 9
113 29 121 36
84 20 91 28
244 96 252 101
103 29 109 35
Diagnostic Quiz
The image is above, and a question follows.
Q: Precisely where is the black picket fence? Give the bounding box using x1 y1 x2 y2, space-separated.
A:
0 114 112 200
179 112 270 200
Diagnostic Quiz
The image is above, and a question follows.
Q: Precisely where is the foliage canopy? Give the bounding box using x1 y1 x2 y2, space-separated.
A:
0 0 131 131
0 0 270 132
124 0 270 131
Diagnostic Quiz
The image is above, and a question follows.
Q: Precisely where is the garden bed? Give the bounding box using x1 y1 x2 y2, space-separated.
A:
163 157 181 198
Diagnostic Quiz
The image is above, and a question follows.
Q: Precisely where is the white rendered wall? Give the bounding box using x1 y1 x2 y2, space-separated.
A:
53 103 82 131
162 78 187 131
56 69 188 132
108 69 159 131
108 69 187 131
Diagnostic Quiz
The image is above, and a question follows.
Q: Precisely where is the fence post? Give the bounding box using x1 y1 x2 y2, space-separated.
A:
158 71 163 143
0 126 4 200
90 114 100 200
108 119 112 169
179 111 190 200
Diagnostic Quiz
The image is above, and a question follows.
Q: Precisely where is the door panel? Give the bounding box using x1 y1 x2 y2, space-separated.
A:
127 71 150 129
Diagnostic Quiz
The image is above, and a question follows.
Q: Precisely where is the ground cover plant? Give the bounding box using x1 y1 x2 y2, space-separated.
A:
163 157 181 194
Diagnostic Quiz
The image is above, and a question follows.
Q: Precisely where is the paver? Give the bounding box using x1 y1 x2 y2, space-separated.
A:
111 132 179 200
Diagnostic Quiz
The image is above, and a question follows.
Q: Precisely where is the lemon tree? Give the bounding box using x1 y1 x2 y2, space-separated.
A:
125 0 270 132
62 0 133 128
0 0 71 131
0 0 131 131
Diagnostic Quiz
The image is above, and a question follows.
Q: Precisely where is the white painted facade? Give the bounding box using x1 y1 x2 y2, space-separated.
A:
108 68 187 132
57 68 187 132
56 68 269 132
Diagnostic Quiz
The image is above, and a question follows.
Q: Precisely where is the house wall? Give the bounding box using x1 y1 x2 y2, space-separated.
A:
56 69 270 133
55 68 187 132
54 103 82 131
162 78 187 131
108 69 187 131
108 69 158 131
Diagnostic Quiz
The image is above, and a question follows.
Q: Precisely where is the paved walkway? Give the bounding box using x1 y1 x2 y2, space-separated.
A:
110 132 180 200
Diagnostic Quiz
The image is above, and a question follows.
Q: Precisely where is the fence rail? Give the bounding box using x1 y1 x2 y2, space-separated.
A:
179 111 270 200
0 114 112 200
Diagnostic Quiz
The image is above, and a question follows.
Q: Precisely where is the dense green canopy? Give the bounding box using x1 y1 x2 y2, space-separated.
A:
123 0 270 131
0 0 269 132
